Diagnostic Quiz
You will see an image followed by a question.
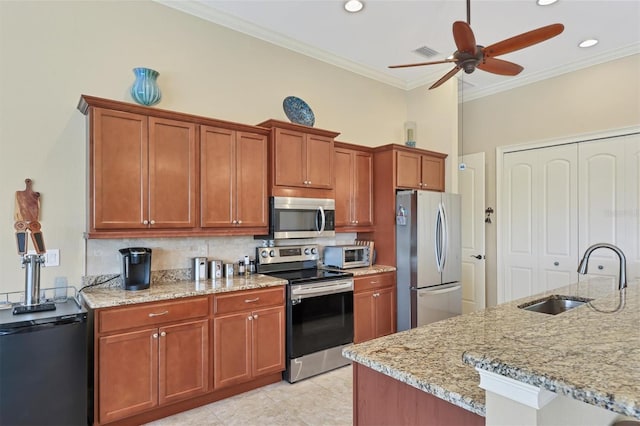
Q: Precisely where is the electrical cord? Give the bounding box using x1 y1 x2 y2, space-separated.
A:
78 275 119 293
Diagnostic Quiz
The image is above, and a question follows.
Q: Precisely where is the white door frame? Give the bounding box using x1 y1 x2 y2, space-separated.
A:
496 125 640 304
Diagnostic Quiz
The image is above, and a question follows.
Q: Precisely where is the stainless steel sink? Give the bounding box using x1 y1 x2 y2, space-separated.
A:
517 295 593 315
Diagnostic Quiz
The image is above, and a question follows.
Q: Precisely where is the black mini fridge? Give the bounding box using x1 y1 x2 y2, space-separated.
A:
0 299 87 425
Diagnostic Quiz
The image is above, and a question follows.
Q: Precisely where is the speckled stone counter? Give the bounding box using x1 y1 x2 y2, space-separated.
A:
341 264 396 276
80 274 286 309
343 278 640 419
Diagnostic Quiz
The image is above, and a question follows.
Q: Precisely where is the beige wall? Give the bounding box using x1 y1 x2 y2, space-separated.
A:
462 54 640 306
0 0 456 293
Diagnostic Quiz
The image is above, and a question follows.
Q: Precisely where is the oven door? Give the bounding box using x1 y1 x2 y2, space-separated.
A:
288 279 353 358
271 197 336 239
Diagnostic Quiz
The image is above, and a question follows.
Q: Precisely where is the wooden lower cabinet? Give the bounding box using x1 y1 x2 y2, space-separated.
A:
213 289 285 389
353 364 484 426
354 272 396 344
97 319 208 424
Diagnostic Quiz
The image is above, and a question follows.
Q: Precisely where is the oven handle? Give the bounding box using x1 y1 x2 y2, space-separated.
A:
291 281 353 299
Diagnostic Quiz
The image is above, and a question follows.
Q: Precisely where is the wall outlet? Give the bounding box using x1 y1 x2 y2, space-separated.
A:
27 248 60 266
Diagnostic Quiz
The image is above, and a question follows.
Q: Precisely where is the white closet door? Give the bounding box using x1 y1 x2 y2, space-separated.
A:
502 145 577 302
578 138 627 285
503 151 539 301
625 136 640 280
538 144 579 291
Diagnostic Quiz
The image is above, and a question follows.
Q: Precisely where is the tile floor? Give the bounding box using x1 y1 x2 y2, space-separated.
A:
146 365 353 426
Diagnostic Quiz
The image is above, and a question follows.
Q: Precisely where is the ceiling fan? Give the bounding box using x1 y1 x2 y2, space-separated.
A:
389 0 564 89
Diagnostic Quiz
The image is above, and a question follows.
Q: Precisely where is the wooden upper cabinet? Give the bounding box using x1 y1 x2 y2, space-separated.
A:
148 117 197 228
79 95 270 238
200 126 268 233
395 147 446 192
89 108 196 232
334 142 373 232
92 108 149 230
258 119 339 199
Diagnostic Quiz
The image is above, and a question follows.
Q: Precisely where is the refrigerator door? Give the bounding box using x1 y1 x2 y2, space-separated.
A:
416 191 442 287
441 193 462 284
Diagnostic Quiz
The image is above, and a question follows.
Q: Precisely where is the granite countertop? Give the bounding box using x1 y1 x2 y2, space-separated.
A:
340 264 396 276
343 278 640 419
80 274 287 309
80 264 395 310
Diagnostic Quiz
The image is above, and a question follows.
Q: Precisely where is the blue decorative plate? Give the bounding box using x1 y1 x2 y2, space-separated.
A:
283 96 315 127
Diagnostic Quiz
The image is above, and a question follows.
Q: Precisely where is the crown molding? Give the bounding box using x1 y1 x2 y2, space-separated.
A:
156 1 639 100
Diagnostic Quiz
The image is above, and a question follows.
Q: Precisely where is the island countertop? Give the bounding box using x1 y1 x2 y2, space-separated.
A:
342 278 640 419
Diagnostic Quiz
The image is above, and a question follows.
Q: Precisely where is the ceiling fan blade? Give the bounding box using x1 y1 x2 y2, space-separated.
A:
484 23 564 58
389 59 457 69
477 57 523 76
429 67 462 90
453 21 477 54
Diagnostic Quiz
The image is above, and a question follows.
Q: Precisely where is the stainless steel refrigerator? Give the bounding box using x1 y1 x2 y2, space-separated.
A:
396 190 462 331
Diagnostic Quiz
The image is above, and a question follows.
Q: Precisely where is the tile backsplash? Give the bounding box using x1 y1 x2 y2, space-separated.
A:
86 234 357 276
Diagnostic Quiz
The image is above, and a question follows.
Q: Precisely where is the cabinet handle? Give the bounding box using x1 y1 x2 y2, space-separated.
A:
370 281 378 284
148 311 169 317
150 220 155 225
253 314 258 319
237 220 242 224
143 220 149 225
232 220 237 224
308 181 312 185
152 333 159 339
554 261 560 266
244 297 260 303
373 292 380 297
248 315 253 321
160 331 166 337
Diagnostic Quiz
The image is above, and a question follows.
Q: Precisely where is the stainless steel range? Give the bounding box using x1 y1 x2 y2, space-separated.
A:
256 244 354 383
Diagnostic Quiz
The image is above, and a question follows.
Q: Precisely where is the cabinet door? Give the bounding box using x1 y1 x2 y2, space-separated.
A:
158 320 209 405
213 312 252 389
421 154 445 192
148 117 197 228
353 150 374 226
305 134 334 189
92 108 148 230
251 305 285 377
374 286 396 338
200 126 235 228
98 329 158 423
274 128 306 187
334 148 353 227
396 151 421 189
353 291 375 344
236 132 268 228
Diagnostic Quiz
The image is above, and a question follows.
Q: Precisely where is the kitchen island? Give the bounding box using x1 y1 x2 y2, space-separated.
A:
343 278 640 425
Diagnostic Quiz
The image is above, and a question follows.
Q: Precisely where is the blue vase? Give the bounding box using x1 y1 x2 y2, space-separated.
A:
130 67 161 106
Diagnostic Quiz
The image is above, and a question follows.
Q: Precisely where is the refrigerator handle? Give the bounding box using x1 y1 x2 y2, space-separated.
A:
435 202 444 272
441 201 448 270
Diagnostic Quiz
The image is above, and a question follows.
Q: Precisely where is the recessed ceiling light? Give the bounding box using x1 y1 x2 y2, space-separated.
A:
344 0 364 13
537 0 558 5
579 39 599 48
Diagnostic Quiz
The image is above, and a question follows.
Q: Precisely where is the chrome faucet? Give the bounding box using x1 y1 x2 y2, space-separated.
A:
577 243 627 290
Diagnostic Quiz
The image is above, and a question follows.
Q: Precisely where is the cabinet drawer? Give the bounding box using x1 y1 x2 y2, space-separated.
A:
214 287 284 315
99 297 209 334
354 272 395 293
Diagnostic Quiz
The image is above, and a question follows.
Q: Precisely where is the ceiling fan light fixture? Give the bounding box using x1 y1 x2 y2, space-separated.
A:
344 0 364 13
579 38 599 48
536 0 558 6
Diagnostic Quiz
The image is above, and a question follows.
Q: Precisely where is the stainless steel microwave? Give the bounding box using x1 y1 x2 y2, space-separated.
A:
265 197 336 239
324 245 370 269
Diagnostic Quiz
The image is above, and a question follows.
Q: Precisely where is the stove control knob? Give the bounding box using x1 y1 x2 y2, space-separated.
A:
311 247 318 255
260 249 269 258
269 250 276 257
304 248 311 255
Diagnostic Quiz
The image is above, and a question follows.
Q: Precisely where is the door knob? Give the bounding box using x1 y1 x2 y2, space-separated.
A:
470 254 483 260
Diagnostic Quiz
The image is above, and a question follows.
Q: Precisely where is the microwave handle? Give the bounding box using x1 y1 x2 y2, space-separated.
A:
317 206 326 233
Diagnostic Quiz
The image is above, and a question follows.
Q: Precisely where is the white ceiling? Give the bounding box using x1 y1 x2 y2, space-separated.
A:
158 0 640 100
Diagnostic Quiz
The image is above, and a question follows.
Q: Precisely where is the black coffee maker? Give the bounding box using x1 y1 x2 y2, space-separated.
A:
119 247 152 291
